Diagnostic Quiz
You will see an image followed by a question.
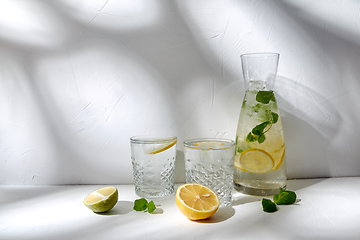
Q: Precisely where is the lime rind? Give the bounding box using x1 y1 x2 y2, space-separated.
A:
84 186 118 213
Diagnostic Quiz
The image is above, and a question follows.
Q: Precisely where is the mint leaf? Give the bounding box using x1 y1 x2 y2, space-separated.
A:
262 189 297 213
271 112 278 124
258 133 266 143
256 91 275 104
273 188 297 205
252 121 270 135
133 198 157 213
147 200 156 213
133 198 148 211
246 132 257 142
262 198 278 213
273 188 284 203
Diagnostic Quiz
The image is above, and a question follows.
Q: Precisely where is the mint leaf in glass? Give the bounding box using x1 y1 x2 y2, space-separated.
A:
271 112 278 124
252 121 270 135
256 91 275 104
273 188 297 205
246 132 257 142
262 198 278 213
258 133 266 143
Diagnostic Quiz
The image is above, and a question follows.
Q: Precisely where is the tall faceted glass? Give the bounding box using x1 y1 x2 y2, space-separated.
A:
234 53 286 196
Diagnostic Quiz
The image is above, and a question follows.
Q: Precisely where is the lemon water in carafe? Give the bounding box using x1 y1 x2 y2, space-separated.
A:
234 53 286 196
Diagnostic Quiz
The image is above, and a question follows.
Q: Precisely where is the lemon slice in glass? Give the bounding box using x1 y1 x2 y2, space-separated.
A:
143 139 177 154
235 148 274 173
273 146 285 170
176 183 220 221
83 186 118 213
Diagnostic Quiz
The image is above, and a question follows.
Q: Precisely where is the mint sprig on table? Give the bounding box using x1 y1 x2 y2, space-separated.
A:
262 188 297 213
133 198 156 213
273 188 297 205
246 91 278 144
262 198 278 213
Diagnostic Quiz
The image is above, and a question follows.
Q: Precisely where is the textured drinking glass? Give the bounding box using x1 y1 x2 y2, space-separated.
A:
130 135 177 198
183 138 235 207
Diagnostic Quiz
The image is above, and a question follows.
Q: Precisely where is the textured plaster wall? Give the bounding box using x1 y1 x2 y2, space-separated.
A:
1 0 360 184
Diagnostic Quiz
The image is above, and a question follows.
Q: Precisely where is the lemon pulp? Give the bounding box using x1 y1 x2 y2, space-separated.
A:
176 183 219 220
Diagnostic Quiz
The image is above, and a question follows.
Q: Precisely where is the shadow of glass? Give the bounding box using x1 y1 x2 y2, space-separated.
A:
175 150 186 183
95 200 133 216
150 207 164 215
195 206 235 223
231 192 262 207
95 200 165 216
286 178 327 192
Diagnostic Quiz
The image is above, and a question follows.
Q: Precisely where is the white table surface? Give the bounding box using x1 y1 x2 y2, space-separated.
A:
1 177 359 240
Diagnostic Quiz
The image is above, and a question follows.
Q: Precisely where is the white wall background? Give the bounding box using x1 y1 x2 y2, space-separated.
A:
1 0 360 185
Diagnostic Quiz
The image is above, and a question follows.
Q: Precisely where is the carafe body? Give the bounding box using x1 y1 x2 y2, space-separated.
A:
234 53 286 196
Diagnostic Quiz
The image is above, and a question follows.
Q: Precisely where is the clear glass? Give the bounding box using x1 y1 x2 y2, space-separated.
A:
183 138 235 207
130 135 177 198
234 53 287 196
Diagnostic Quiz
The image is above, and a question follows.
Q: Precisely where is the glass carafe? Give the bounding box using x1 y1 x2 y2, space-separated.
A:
234 53 286 196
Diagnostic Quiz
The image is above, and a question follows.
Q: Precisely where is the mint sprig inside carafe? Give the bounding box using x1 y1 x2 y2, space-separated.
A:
246 91 278 144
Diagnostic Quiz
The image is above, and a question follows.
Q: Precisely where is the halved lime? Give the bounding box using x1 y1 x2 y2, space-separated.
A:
83 186 118 213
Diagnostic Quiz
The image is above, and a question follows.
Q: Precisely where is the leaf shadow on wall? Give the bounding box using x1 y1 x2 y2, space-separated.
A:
0 1 240 184
275 76 342 179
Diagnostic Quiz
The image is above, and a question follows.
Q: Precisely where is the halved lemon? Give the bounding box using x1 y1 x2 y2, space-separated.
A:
235 148 274 173
144 139 177 154
176 183 220 221
83 186 118 213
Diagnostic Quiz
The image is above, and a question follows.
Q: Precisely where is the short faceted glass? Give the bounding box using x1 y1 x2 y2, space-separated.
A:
130 135 177 198
234 53 287 196
184 138 235 207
